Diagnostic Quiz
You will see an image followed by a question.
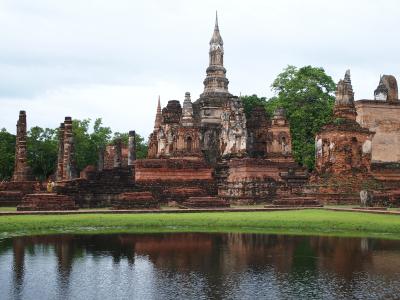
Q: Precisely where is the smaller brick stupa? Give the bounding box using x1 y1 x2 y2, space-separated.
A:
315 70 374 176
308 70 377 204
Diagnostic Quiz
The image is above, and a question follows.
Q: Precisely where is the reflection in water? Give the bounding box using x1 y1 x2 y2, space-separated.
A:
0 233 400 299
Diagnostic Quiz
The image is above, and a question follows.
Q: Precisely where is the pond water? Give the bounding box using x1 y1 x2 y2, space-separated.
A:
1 233 400 300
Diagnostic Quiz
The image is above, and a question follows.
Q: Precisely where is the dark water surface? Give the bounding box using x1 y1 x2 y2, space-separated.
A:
1 233 400 300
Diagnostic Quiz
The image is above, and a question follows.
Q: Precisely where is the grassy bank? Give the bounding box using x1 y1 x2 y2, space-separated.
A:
0 209 400 240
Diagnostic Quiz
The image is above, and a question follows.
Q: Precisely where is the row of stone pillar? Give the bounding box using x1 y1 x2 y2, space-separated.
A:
11 111 136 182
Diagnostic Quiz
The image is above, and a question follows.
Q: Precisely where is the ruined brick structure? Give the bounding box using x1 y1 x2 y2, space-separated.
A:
246 105 269 158
315 70 374 175
134 159 217 203
267 108 293 162
0 111 40 207
8 16 400 209
148 15 247 163
181 197 230 208
128 131 136 165
12 111 34 181
354 75 400 200
112 192 159 210
355 75 400 163
56 167 137 207
17 193 77 211
308 71 400 205
56 117 78 181
144 15 306 205
103 144 129 169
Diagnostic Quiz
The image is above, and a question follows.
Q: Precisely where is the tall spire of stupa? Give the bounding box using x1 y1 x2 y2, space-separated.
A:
201 12 230 96
154 96 162 130
334 70 357 120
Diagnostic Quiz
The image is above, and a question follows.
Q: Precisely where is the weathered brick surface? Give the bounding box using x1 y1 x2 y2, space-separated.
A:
0 191 24 206
181 197 230 208
356 101 400 163
271 196 322 207
373 190 400 207
55 167 137 208
0 181 41 206
135 159 213 181
135 159 217 204
17 193 77 211
12 111 34 181
217 158 308 204
112 192 159 210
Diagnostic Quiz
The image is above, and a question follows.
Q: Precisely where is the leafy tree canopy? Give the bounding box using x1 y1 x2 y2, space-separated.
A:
241 65 336 170
0 129 16 180
241 94 267 118
269 65 336 169
27 126 58 181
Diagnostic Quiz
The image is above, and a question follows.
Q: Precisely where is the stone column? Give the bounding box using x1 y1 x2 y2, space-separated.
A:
56 123 65 181
97 147 105 171
62 117 77 180
12 110 33 181
113 138 122 168
128 130 136 166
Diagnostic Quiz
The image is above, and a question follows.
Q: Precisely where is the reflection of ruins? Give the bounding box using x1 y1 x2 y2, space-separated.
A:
2 233 400 299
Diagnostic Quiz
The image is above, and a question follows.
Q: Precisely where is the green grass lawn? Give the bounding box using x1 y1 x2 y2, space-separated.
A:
0 209 400 240
0 207 17 212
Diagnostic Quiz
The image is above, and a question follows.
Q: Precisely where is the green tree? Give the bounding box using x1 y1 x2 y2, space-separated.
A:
241 94 267 118
27 126 58 180
268 65 336 169
0 129 15 180
135 134 148 159
72 118 112 171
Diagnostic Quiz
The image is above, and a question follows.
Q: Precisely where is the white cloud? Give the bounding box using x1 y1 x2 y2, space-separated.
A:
1 0 400 136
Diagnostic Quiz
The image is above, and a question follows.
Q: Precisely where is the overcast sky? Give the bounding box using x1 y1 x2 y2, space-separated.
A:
1 0 400 137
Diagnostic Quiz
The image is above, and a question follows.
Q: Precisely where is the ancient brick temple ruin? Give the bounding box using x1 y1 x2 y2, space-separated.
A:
4 16 400 209
51 15 308 208
138 15 308 206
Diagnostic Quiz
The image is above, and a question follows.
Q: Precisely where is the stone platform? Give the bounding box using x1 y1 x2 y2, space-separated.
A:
163 187 208 203
17 193 78 211
373 189 400 207
0 181 41 206
134 159 217 204
55 167 137 207
180 197 230 208
0 191 24 206
112 192 160 210
269 196 322 207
